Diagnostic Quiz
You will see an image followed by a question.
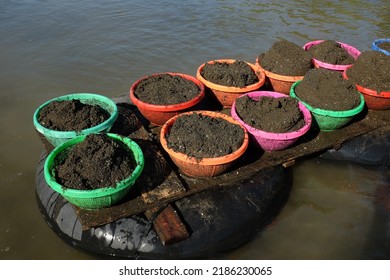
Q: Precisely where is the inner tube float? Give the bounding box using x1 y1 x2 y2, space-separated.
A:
35 97 390 259
320 127 390 167
36 155 290 259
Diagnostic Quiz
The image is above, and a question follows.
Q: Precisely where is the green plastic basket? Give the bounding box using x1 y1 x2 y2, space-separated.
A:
290 81 365 131
44 133 144 209
33 93 118 151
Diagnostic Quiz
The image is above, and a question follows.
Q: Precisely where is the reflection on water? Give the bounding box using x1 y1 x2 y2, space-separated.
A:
0 0 389 259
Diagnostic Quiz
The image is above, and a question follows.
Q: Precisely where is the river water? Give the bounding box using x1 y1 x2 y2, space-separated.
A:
0 0 389 260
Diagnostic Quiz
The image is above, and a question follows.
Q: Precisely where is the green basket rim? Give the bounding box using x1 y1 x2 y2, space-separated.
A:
290 81 365 117
33 93 118 137
43 133 144 199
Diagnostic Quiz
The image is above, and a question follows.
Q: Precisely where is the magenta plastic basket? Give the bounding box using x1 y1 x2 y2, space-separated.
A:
231 91 312 151
303 40 361 72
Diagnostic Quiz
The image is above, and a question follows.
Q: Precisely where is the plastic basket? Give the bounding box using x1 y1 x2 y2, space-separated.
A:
372 38 390 56
290 81 365 131
33 93 118 152
44 133 144 209
231 91 312 151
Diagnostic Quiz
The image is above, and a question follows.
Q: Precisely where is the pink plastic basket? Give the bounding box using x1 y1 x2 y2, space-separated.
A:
303 40 361 72
231 91 312 151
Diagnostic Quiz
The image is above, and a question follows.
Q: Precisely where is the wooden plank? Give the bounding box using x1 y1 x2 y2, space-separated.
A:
144 205 190 246
75 108 390 230
135 140 189 245
141 183 185 204
282 159 296 168
137 142 186 204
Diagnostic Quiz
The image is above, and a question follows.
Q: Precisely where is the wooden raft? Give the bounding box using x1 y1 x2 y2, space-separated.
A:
74 102 390 237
